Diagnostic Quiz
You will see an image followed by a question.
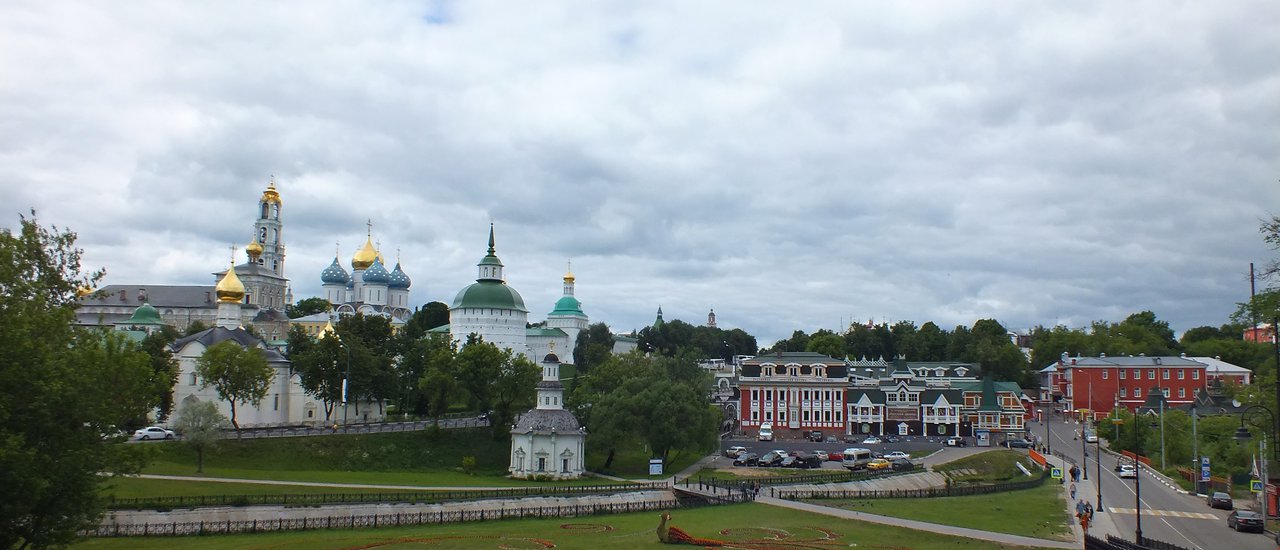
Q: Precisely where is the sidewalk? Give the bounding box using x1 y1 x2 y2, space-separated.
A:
759 496 1077 549
1044 453 1119 542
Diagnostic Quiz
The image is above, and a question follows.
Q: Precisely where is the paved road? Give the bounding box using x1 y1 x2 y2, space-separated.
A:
1042 413 1273 550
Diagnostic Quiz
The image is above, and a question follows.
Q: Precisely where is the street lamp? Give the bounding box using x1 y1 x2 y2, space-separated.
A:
1039 408 1050 456
1233 404 1276 514
1095 424 1103 512
336 337 351 426
1132 408 1144 545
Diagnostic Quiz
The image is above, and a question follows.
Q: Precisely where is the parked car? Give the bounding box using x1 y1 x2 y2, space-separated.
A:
724 446 747 458
1227 510 1264 533
884 436 900 443
827 450 843 461
798 454 824 468
759 451 786 467
862 436 882 444
884 451 911 460
1208 492 1233 510
733 453 759 466
1002 439 1032 448
842 434 860 443
807 430 825 442
758 422 774 441
890 458 915 472
779 455 799 468
825 435 838 443
132 426 174 440
866 458 892 471
1118 465 1137 479
944 436 967 447
813 450 829 461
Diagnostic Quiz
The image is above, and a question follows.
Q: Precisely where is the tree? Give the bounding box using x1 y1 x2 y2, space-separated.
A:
291 331 345 421
195 340 273 436
286 297 331 319
572 322 615 371
171 401 228 473
488 349 540 438
805 332 846 359
139 326 181 422
417 334 459 423
1236 215 1280 326
0 212 156 549
455 334 503 412
402 301 450 340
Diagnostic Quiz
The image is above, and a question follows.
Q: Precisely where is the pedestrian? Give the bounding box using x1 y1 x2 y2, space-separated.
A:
1085 502 1094 521
1070 482 1077 500
1080 511 1091 533
1075 499 1086 517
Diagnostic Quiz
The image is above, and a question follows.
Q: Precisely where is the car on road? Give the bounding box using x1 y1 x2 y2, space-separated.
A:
813 450 829 461
1084 430 1098 443
1208 492 1233 510
791 454 823 469
827 450 843 461
1001 439 1032 448
1227 510 1264 533
825 435 838 443
807 430 825 442
944 436 967 447
884 451 911 460
884 436 900 443
779 455 798 468
861 436 882 444
132 426 174 440
890 458 915 472
866 458 891 471
758 422 774 441
733 452 759 466
1118 465 1137 479
759 450 787 467
724 446 747 458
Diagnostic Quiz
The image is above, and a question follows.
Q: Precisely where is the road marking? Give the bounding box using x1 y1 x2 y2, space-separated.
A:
1106 508 1217 520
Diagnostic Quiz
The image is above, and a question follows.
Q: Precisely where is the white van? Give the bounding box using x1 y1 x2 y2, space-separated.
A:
842 448 874 470
758 423 774 441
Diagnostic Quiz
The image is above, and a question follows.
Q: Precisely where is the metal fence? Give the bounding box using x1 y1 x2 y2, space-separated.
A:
107 482 668 511
682 467 910 495
773 471 1050 500
1084 534 1191 550
89 499 690 537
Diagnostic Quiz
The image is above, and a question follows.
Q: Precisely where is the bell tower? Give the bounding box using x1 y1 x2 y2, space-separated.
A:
255 176 285 277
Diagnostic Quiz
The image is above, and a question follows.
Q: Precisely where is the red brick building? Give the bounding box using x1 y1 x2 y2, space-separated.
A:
1041 353 1210 417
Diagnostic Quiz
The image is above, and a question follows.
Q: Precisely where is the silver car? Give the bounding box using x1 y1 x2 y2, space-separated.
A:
133 426 175 440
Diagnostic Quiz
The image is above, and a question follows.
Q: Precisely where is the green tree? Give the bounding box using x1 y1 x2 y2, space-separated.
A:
416 334 459 423
195 340 273 436
402 301 450 340
139 326 181 422
489 349 540 438
572 322 615 372
0 212 156 549
286 297 331 319
455 334 503 412
1236 215 1280 326
334 313 397 417
805 332 846 359
291 332 346 421
171 401 229 473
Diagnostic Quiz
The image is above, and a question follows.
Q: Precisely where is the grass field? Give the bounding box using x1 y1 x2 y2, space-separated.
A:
72 502 1064 549
803 482 1072 540
124 428 703 494
934 449 1035 483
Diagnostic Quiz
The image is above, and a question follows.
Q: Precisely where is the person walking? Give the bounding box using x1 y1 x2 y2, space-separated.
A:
1069 482 1077 500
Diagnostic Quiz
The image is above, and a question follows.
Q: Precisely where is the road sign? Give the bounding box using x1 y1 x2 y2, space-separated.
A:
1200 457 1210 482
1252 479 1264 493
1111 418 1124 425
1051 467 1063 479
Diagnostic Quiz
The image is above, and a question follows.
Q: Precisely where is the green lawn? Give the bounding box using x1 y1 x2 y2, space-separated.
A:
934 450 1036 483
72 502 1063 549
804 482 1072 540
584 446 706 480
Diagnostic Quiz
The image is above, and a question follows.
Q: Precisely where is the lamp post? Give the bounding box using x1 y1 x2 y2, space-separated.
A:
1133 407 1144 544
1095 426 1103 512
1191 406 1200 495
337 338 351 426
1159 392 1166 471
1040 408 1050 456
1233 404 1276 516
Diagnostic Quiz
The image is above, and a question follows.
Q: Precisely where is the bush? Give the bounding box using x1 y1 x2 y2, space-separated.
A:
461 456 476 475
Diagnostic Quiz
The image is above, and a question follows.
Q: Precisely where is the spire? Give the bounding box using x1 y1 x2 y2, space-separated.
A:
654 306 665 329
487 222 496 255
476 223 504 281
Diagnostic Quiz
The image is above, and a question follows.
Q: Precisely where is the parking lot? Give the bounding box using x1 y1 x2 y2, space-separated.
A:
720 434 957 469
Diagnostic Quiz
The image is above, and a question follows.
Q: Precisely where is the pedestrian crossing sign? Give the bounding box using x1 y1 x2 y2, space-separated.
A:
1052 467 1063 479
1252 479 1263 493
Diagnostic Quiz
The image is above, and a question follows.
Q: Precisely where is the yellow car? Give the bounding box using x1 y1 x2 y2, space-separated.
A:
867 458 891 471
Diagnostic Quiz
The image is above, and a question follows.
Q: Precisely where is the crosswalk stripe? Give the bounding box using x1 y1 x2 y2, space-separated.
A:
1105 508 1218 520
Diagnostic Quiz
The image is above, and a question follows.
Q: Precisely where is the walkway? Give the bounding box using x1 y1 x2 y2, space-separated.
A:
759 496 1077 549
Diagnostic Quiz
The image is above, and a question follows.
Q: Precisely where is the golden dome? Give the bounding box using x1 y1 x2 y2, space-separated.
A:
564 260 575 283
320 320 336 336
215 264 246 303
76 285 96 298
246 240 264 258
352 236 378 270
260 177 282 205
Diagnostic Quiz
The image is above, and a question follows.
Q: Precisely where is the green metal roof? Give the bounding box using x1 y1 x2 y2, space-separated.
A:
427 324 450 333
451 281 528 312
123 302 165 326
548 295 585 317
526 327 568 337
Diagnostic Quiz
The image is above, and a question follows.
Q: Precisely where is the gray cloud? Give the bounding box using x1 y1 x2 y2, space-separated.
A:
2 1 1277 347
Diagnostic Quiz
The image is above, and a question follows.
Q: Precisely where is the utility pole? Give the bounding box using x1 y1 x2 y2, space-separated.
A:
1160 395 1166 471
1192 407 1200 495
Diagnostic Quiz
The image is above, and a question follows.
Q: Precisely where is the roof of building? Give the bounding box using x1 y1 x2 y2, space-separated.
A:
512 409 580 433
1045 355 1205 370
215 262 286 281
452 280 528 312
80 285 217 308
527 327 568 338
742 351 845 365
122 302 165 326
1190 356 1252 375
388 263 411 289
321 257 350 284
169 326 288 363
362 258 391 284
847 389 886 404
549 295 585 317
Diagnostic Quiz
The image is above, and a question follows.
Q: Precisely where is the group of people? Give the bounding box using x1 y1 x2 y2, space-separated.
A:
1075 499 1095 532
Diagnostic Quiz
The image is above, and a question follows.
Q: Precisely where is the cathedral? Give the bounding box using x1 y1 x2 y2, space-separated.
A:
318 221 413 322
77 178 292 341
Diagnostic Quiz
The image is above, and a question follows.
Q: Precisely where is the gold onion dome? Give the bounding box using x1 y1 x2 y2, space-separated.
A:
215 264 246 303
352 237 378 270
564 269 575 284
76 285 96 298
246 240 264 258
261 177 282 204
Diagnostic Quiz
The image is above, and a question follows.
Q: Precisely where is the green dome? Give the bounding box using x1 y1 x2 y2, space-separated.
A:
452 280 528 312
124 302 164 326
549 295 585 317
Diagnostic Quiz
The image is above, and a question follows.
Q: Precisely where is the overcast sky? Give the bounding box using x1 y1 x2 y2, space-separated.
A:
2 1 1277 346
